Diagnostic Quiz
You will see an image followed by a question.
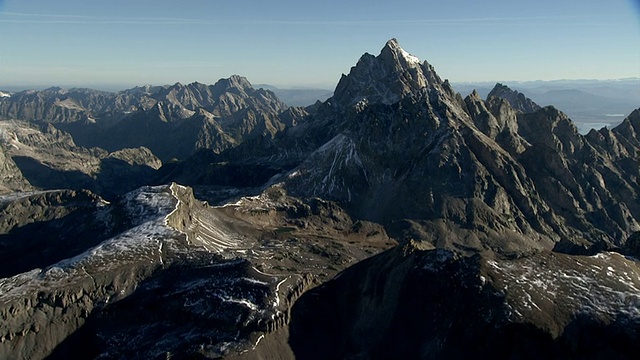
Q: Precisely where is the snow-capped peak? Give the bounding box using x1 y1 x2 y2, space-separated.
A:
0 91 10 98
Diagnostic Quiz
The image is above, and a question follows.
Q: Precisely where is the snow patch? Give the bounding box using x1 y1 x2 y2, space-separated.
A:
287 170 301 179
0 185 180 299
219 295 259 311
274 276 290 307
252 334 265 350
488 252 640 322
399 48 421 65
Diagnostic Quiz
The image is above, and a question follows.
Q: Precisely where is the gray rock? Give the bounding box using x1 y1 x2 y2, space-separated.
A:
487 83 542 113
0 120 162 199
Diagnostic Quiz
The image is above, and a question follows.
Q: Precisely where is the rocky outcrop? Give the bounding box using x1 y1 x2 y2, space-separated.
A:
0 146 30 194
465 89 528 155
0 185 179 360
107 147 162 170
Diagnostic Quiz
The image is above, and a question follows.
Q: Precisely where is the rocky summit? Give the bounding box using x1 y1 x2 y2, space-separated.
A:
0 39 639 359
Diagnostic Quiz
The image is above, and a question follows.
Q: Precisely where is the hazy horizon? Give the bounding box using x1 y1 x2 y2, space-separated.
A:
1 77 639 94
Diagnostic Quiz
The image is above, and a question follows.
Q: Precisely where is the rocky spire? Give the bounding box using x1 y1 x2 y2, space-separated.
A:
613 108 640 145
379 38 423 68
487 83 541 114
332 38 444 108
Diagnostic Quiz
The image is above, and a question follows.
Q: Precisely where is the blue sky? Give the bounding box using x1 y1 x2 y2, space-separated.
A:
0 0 638 90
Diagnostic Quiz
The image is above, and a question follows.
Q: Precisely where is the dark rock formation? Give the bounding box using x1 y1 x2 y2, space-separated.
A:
0 146 31 194
290 242 640 359
0 189 111 278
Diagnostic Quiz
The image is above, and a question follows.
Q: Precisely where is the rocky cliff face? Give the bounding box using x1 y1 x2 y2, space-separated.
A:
0 119 162 199
0 189 112 279
0 146 31 194
332 38 450 107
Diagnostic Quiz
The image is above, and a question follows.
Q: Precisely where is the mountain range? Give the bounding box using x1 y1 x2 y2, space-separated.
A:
0 76 306 162
0 39 639 359
453 78 640 132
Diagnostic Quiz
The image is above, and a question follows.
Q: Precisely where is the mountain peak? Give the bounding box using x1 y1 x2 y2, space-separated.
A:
227 75 253 88
487 83 541 114
212 75 254 96
380 38 422 66
384 38 401 49
332 39 443 107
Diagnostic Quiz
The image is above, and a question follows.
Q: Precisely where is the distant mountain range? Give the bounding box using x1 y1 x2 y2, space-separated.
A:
1 39 639 359
453 78 639 132
4 77 636 131
0 76 308 162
